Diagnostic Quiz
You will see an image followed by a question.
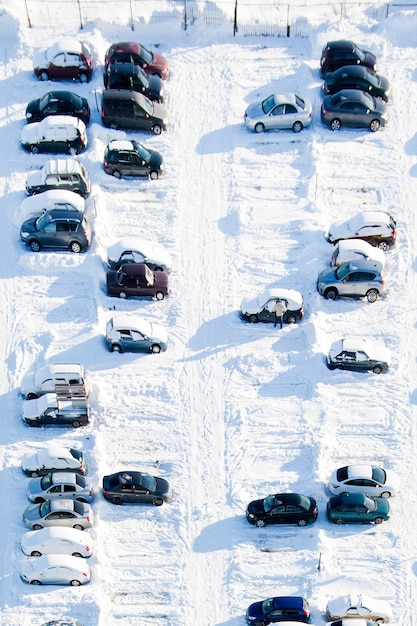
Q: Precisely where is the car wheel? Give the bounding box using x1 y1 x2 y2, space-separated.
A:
31 551 42 557
68 146 77 156
380 491 391 499
326 361 337 370
155 292 165 301
72 420 81 428
154 266 163 272
79 73 88 83
370 119 381 132
112 496 123 505
72 552 83 558
249 314 258 323
73 524 84 531
70 579 82 586
255 519 265 528
149 170 159 180
378 240 389 251
31 471 39 477
70 241 82 253
366 289 378 303
375 620 384 625
153 497 164 506
293 121 303 133
39 71 49 81
373 365 383 374
31 580 42 585
33 524 43 530
335 518 344 524
112 170 121 179
34 497 45 504
110 122 118 130
254 122 265 133
110 344 121 353
286 314 297 324
118 292 127 299
30 145 40 154
29 420 39 427
27 393 38 400
29 240 41 252
150 344 162 354
330 118 342 131
297 519 308 527
324 288 338 300
152 124 162 135
374 517 383 524
254 620 266 626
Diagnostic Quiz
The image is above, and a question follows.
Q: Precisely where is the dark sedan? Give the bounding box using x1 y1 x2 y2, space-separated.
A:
246 493 317 527
106 263 169 300
102 471 171 505
326 493 390 524
327 338 390 374
321 89 388 131
26 91 90 125
246 596 310 625
323 66 391 102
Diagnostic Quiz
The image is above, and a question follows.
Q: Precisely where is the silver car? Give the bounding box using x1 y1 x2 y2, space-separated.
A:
20 554 90 586
317 259 386 302
23 499 93 530
27 472 93 503
244 93 312 133
21 526 93 558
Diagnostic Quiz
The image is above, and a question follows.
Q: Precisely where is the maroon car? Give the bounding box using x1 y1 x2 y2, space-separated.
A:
106 263 169 300
33 38 93 83
104 42 169 80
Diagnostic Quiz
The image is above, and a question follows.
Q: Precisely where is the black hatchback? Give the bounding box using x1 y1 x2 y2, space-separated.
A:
20 208 92 253
105 62 164 103
320 40 377 76
246 493 318 527
26 91 90 125
103 139 163 179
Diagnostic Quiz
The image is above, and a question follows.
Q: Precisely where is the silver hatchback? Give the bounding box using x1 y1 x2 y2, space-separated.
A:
317 260 386 302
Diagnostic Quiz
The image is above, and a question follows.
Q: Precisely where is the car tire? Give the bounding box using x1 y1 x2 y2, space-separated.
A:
27 393 38 400
370 119 381 132
110 122 118 130
112 496 123 505
68 146 77 156
254 620 266 626
152 124 162 135
326 361 337 370
118 292 127 299
293 121 303 133
72 552 83 558
286 314 297 324
330 118 342 131
335 518 344 524
378 240 389 251
112 170 121 179
70 579 82 586
33 524 43 530
153 497 163 506
249 315 258 323
34 498 45 504
110 344 121 353
73 524 84 531
29 240 41 252
155 292 165 301
380 491 391 499
31 471 40 477
70 241 82 253
255 519 265 528
366 289 378 303
254 122 265 133
324 288 338 300
150 344 162 354
39 71 49 81
149 171 159 180
79 73 88 83
72 420 81 428
31 551 42 557
297 519 308 527
30 145 40 154
29 420 39 427
373 365 383 374
374 517 383 524
31 580 42 585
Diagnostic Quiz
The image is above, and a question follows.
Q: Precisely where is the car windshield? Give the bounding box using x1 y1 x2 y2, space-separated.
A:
137 65 150 86
363 495 376 511
132 140 151 162
261 598 274 614
335 264 351 280
40 474 53 490
263 495 277 512
261 95 276 114
353 45 366 61
364 69 378 87
38 93 52 111
141 473 156 491
294 94 305 109
140 43 154 65
39 501 51 517
361 91 375 109
140 96 154 115
372 467 386 484
69 448 82 462
35 211 54 231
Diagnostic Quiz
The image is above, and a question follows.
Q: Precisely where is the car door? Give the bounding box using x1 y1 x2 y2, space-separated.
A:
281 103 298 129
354 349 372 371
266 504 286 525
114 151 132 176
338 100 358 126
133 102 152 130
259 299 278 322
63 484 77 497
130 151 148 176
130 329 149 351
65 52 81 80
50 52 66 80
267 103 285 130
119 484 136 503
40 220 59 248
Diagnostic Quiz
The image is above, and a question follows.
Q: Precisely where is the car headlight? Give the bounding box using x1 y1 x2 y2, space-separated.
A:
247 513 255 519
21 232 30 238
26 112 32 119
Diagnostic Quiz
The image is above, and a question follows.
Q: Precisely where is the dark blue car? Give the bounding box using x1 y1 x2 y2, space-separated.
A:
246 596 310 625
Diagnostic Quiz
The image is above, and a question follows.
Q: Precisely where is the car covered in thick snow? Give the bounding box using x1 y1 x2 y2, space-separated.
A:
21 526 93 558
325 211 396 250
20 363 88 399
327 338 390 374
107 238 172 273
20 554 90 586
240 288 304 324
21 446 87 477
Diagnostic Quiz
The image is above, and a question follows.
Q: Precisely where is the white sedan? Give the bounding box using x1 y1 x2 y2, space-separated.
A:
329 465 398 498
107 238 172 273
20 554 91 586
331 239 386 268
21 445 87 476
326 595 392 622
244 92 312 133
21 526 93 558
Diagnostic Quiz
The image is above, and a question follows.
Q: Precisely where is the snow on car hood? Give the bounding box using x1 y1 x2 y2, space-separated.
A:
244 101 264 120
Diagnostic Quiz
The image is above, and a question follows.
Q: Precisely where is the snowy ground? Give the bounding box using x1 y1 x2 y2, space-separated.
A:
1 5 417 626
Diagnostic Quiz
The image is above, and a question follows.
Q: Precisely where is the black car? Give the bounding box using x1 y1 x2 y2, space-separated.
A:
246 493 318 527
26 91 90 125
103 140 163 179
102 471 171 506
321 89 388 132
323 66 391 102
20 208 92 253
105 62 164 103
246 596 310 625
320 40 377 76
101 89 168 134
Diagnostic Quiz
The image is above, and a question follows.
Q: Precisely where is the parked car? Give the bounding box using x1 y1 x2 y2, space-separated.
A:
104 41 169 79
105 314 168 353
20 554 90 586
23 499 93 530
103 139 163 179
321 89 388 132
328 465 398 499
26 158 91 197
240 288 304 324
26 90 90 125
20 208 92 253
21 363 89 399
19 189 85 220
21 526 93 558
323 65 391 102
331 239 386 269
21 446 87 477
246 596 310 624
246 493 317 527
33 39 93 83
27 472 93 503
326 211 396 250
105 62 164 102
41 621 83 626
107 238 172 273
21 116 87 155
22 388 90 428
101 89 168 134
326 595 392 622
327 338 390 374
317 259 386 302
320 40 377 76
106 263 169 300
244 93 312 133
326 621 379 626
326 493 390 524
102 471 171 505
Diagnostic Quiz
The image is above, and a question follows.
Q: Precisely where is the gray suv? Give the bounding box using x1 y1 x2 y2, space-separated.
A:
317 260 386 302
20 208 92 253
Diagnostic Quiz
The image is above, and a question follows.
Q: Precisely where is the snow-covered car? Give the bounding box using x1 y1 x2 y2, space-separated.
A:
22 390 90 428
328 465 398 498
327 338 390 374
21 446 87 477
33 39 93 83
20 554 91 586
326 621 379 626
21 526 93 558
27 472 93 503
331 239 386 269
41 620 83 626
325 211 396 250
21 116 87 155
23 499 93 530
240 288 304 324
326 594 392 622
25 158 91 197
20 363 88 399
244 93 312 133
105 314 168 353
107 238 172 273
18 189 85 221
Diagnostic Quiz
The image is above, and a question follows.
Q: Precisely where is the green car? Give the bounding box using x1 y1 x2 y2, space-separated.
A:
326 493 390 525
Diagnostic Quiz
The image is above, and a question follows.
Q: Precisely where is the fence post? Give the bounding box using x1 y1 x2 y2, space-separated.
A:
77 0 83 29
129 0 134 30
286 3 290 36
184 0 188 30
233 0 238 35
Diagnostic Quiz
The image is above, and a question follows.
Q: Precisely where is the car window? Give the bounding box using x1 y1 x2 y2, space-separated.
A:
271 104 284 116
66 53 80 66
131 330 145 341
285 104 297 114
52 52 66 66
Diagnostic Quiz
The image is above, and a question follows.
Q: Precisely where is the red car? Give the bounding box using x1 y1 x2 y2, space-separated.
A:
104 42 169 80
33 38 93 83
106 263 169 300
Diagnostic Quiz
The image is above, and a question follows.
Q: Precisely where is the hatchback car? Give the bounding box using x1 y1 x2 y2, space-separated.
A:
323 65 391 102
106 263 169 300
328 465 398 499
326 595 392 622
26 158 91 197
244 93 312 133
23 499 93 531
104 41 169 79
19 189 85 220
326 493 389 524
21 526 93 558
27 472 93 503
326 211 396 250
246 596 310 624
105 314 168 353
20 362 88 400
21 116 87 155
320 40 377 76
326 621 379 626
321 89 388 132
107 238 172 273
331 239 386 269
240 288 304 324
103 140 163 179
101 89 168 134
21 446 87 477
26 91 90 125
20 554 90 586
33 39 93 83
20 208 91 253
102 471 171 505
317 260 386 302
327 338 390 374
105 62 164 102
246 493 317 527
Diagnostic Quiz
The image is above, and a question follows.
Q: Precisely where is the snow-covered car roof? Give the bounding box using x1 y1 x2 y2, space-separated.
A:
46 39 84 60
107 238 172 266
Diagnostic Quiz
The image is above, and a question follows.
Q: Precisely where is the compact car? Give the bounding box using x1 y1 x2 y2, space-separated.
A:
327 338 390 374
21 526 93 558
20 362 88 399
20 554 90 586
331 239 386 269
102 471 171 505
23 499 93 530
244 93 312 133
240 288 304 324
19 190 85 221
323 65 391 101
26 90 90 125
326 211 396 250
21 116 87 155
101 89 168 134
107 238 172 273
326 493 390 524
246 493 317 527
328 465 398 499
20 208 91 253
105 62 164 102
103 140 163 179
104 41 169 79
26 158 91 197
105 314 168 353
317 260 386 302
106 263 169 300
326 595 392 622
321 89 388 131
33 39 93 83
21 446 87 477
320 40 377 76
246 596 310 624
27 472 93 503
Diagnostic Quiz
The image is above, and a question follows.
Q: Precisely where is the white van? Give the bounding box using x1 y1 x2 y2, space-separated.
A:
21 115 87 155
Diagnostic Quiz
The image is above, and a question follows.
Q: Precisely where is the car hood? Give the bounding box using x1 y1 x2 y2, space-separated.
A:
148 74 164 98
244 101 264 120
151 102 168 122
326 219 352 242
148 322 168 344
20 216 38 235
21 124 42 145
33 50 47 69
317 267 337 283
364 51 377 69
148 149 164 170
246 498 266 516
24 503 43 522
22 398 45 420
151 51 169 76
21 451 38 472
154 477 171 500
26 170 44 189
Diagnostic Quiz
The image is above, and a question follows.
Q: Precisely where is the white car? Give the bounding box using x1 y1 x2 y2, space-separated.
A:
21 115 87 155
41 621 83 626
329 465 399 498
244 92 312 133
21 446 87 477
240 288 304 324
20 554 90 586
18 189 85 221
331 239 386 268
20 363 88 399
21 526 93 558
107 238 172 273
326 595 392 622
23 499 93 530
325 211 396 250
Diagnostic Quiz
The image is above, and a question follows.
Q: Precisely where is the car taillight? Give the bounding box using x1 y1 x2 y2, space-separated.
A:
300 306 304 315
83 572 88 577
331 483 339 489
102 110 106 117
313 507 318 515
379 279 385 284
86 516 90 522
322 107 328 115
80 465 85 472
104 160 108 167
103 489 108 496
86 546 91 552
